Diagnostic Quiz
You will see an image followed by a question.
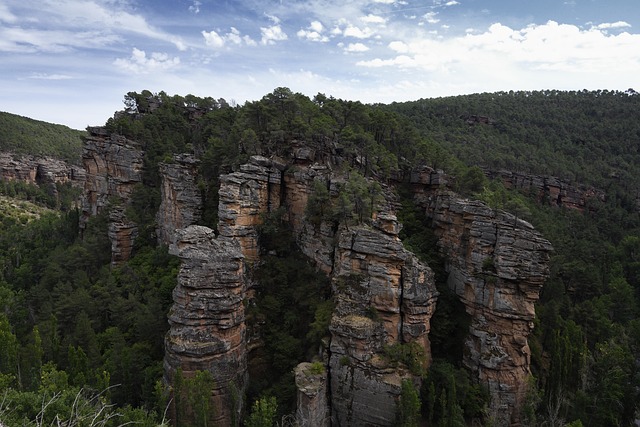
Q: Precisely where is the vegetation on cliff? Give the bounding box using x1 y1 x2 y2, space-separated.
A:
0 88 639 425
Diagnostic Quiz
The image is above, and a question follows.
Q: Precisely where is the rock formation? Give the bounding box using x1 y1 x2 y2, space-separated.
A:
164 225 247 426
294 362 330 427
328 217 438 426
158 147 551 426
217 156 284 261
415 186 552 425
0 151 85 204
156 154 202 246
80 128 144 264
486 169 606 211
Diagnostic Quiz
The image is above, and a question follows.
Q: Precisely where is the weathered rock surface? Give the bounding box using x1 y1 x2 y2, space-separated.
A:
486 169 606 211
108 206 138 265
79 128 143 264
0 152 84 186
294 362 330 427
156 154 202 246
217 156 283 261
328 217 438 426
418 189 552 425
164 225 247 426
0 151 85 204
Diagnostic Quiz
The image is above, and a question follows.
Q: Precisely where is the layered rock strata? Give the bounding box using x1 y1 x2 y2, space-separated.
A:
0 152 85 205
80 128 143 264
164 225 247 426
156 154 202 246
419 190 552 425
328 217 438 426
0 152 85 186
217 156 283 261
486 169 606 211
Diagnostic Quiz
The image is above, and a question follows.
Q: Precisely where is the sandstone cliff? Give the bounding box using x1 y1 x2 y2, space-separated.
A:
80 128 144 265
486 169 606 211
156 154 203 246
212 156 439 426
157 146 552 426
164 225 247 426
0 151 85 204
328 217 437 426
414 186 552 425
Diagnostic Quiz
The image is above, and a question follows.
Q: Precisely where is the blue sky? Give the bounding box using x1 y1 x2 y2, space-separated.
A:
1 0 638 129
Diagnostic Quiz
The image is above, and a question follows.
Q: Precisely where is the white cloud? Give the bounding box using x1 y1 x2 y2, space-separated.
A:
261 25 288 45
113 48 180 74
189 1 201 14
389 41 409 53
445 1 459 6
344 42 370 53
26 73 73 80
356 20 640 83
0 1 186 51
593 21 631 30
344 25 375 39
0 26 122 53
202 27 256 48
360 14 386 25
202 29 225 48
423 12 440 24
298 21 329 42
310 21 324 33
0 3 17 23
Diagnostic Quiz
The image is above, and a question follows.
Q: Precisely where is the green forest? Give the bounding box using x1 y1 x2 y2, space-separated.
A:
0 88 639 426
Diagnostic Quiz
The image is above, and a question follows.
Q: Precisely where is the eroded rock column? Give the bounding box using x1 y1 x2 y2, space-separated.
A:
424 191 552 426
164 225 247 426
328 216 438 426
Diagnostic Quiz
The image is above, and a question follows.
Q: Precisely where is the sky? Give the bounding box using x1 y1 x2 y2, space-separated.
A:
0 0 638 130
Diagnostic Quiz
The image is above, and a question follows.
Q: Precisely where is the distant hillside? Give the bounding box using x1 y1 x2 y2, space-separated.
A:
387 89 640 191
0 111 85 164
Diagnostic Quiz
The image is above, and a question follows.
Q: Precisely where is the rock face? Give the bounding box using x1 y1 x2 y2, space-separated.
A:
486 169 606 211
80 128 144 264
328 218 438 426
217 156 283 261
161 151 551 426
294 362 330 427
108 206 138 265
164 225 247 426
156 154 202 246
418 189 552 425
0 152 84 186
0 152 85 204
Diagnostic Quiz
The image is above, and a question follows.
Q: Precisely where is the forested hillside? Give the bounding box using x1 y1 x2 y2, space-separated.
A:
0 112 85 163
389 90 640 426
0 89 638 426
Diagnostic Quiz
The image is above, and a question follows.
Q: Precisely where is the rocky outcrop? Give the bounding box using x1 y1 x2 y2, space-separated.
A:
80 129 143 220
217 156 283 261
209 155 440 425
156 154 202 246
80 128 144 264
328 217 438 426
295 362 330 427
162 150 550 426
486 169 606 211
164 225 247 426
108 207 138 265
0 152 84 186
0 152 85 204
418 189 552 425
